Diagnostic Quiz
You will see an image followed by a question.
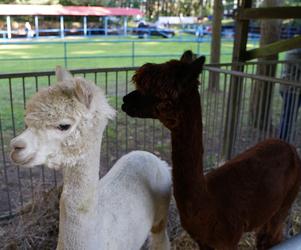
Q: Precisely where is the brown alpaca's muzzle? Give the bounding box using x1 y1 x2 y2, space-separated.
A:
122 90 158 119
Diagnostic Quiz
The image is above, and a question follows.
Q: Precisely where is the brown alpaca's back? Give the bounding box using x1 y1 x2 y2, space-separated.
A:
203 139 301 248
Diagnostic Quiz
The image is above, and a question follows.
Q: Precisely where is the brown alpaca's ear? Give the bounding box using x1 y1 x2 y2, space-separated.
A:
191 55 206 75
180 50 195 63
74 78 93 109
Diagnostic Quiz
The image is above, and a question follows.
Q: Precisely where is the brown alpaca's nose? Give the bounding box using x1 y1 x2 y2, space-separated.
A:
11 140 27 152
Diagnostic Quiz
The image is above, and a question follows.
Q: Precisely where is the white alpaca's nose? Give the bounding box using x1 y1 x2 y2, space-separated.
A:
11 139 27 152
10 132 37 167
9 129 45 167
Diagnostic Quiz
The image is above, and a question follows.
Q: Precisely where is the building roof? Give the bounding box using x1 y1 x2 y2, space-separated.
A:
0 4 143 17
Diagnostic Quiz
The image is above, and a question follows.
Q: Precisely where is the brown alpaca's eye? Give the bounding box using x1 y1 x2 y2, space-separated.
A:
57 124 71 131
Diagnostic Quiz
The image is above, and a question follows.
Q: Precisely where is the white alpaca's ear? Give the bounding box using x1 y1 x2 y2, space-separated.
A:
56 65 73 82
74 77 94 109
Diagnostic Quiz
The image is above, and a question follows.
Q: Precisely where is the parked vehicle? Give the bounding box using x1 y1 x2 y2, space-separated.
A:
134 22 175 38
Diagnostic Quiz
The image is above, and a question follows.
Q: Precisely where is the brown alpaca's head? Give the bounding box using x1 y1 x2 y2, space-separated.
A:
122 50 205 129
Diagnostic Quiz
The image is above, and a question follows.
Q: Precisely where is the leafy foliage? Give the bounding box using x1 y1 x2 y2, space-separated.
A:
0 0 59 4
0 0 300 21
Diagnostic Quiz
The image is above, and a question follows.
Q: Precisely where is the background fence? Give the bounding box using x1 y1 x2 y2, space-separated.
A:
0 60 301 220
0 38 259 73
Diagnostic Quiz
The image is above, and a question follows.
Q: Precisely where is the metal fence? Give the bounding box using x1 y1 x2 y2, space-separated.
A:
0 66 175 219
201 60 301 162
0 38 251 73
0 61 301 220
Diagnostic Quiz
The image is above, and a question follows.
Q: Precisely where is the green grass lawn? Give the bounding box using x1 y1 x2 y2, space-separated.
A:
0 35 259 73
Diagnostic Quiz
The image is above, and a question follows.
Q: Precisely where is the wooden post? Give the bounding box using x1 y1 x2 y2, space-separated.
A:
245 35 301 60
249 0 283 134
209 0 223 91
222 0 252 160
237 6 301 19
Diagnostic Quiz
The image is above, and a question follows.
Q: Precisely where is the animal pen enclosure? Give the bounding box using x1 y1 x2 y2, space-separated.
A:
1 0 301 248
0 60 301 249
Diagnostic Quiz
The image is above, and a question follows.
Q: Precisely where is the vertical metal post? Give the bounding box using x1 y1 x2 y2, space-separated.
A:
105 72 109 168
9 78 24 207
83 16 87 36
64 41 68 67
123 16 128 36
8 79 16 137
34 16 39 38
125 71 129 152
131 41 135 66
60 16 64 38
104 16 108 36
115 71 119 159
0 113 12 216
6 15 11 39
22 76 34 197
197 38 201 56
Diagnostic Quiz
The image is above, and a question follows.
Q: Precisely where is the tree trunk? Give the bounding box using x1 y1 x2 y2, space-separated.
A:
209 0 223 91
250 0 283 132
199 0 204 17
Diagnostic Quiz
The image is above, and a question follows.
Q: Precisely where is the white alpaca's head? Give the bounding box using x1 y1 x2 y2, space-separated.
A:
10 66 115 170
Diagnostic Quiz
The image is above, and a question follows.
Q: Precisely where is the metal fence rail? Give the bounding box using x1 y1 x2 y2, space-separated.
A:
0 38 246 73
0 61 301 221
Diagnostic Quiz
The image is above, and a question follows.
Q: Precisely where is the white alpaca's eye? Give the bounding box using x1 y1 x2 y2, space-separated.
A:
57 124 71 131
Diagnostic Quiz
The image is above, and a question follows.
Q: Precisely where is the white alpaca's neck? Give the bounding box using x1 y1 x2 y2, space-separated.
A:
57 131 103 250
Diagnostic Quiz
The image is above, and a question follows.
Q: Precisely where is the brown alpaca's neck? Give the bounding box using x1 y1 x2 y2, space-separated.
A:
170 89 209 212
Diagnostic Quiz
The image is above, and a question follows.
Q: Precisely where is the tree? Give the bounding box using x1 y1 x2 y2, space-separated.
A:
208 0 223 91
250 0 283 131
0 0 59 3
59 0 109 6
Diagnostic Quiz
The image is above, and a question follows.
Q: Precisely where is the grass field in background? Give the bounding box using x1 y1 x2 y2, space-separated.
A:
0 35 259 73
0 35 258 128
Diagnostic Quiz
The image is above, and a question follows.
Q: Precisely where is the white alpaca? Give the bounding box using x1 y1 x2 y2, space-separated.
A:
10 67 171 250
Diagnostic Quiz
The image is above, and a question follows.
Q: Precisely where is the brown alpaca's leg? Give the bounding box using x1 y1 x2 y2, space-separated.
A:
196 241 239 250
196 241 214 250
197 242 239 250
256 212 286 249
257 177 300 249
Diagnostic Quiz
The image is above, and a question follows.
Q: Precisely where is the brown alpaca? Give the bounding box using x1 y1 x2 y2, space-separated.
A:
122 51 301 250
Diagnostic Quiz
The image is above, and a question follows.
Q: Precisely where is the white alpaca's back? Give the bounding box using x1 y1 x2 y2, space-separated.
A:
97 151 171 250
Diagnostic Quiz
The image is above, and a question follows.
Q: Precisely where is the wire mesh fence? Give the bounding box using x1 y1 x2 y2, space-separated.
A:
0 60 301 220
